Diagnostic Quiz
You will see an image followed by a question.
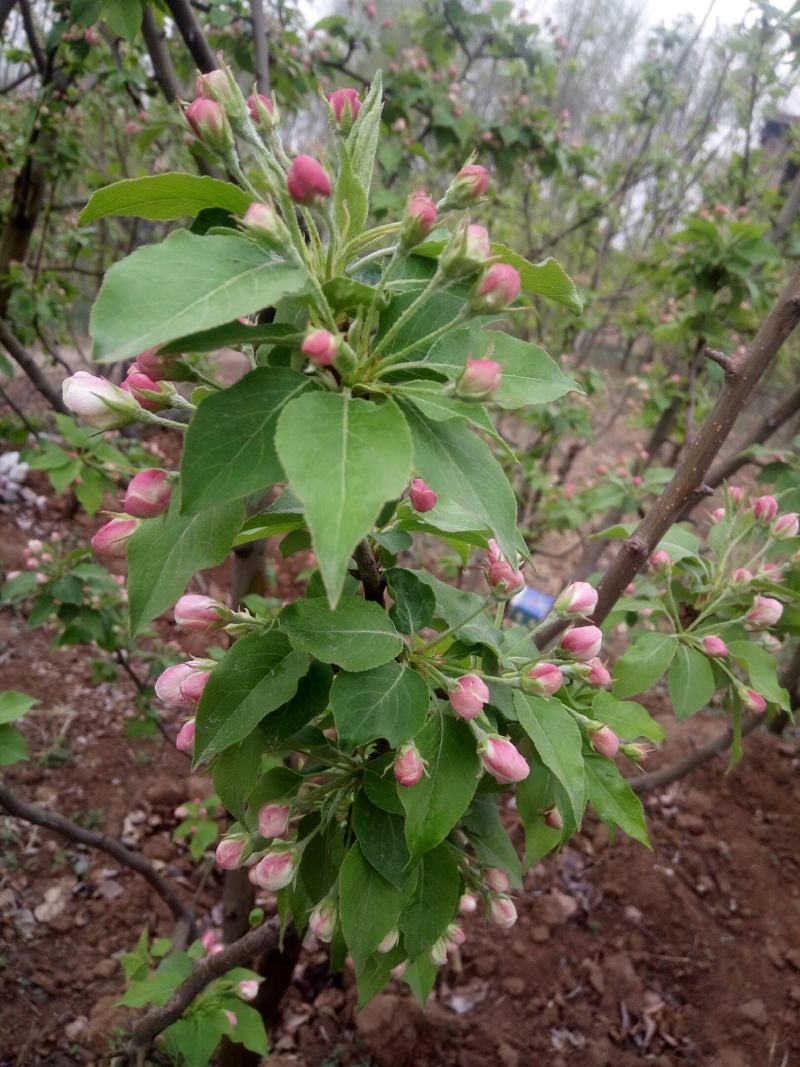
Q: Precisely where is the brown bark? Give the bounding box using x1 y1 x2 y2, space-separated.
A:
141 7 183 103
0 319 67 412
250 0 269 93
163 0 217 73
705 382 800 488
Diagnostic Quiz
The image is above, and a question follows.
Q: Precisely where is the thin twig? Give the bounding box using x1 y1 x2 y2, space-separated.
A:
702 345 736 377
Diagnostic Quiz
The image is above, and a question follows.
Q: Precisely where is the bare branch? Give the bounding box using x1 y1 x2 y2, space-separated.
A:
353 539 386 605
18 0 45 74
163 0 217 73
250 0 269 93
0 781 195 933
0 319 67 413
126 917 280 1059
702 345 736 377
141 6 183 104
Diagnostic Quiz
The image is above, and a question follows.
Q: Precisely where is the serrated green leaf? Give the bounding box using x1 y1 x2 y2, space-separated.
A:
667 645 717 720
90 232 307 363
585 755 650 848
160 321 303 354
275 392 412 606
514 692 585 828
0 691 38 725
339 841 407 971
280 596 403 672
79 173 251 225
386 567 436 635
728 640 790 708
195 631 309 763
399 844 459 958
400 713 480 861
181 368 318 514
592 692 666 740
127 496 244 632
353 791 411 888
331 660 429 747
0 724 29 766
491 244 583 314
612 632 677 699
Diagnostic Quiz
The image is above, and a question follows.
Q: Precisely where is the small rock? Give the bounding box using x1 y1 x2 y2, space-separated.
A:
473 954 496 977
786 949 800 971
65 1017 88 1042
739 998 768 1027
581 958 604 995
531 924 550 943
789 986 800 1006
314 986 344 1013
356 993 423 1067
675 812 705 834
92 958 117 979
498 1042 519 1067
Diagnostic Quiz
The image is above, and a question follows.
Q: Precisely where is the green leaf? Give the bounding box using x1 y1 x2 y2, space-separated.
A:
195 631 309 763
275 392 412 605
399 403 517 564
400 713 480 861
90 232 307 363
728 640 790 708
99 0 143 41
0 691 37 725
0 724 29 765
426 329 578 409
280 597 403 672
213 733 265 823
667 646 717 720
127 496 244 633
516 761 562 866
491 244 583 314
363 754 404 814
160 321 302 355
79 174 251 225
408 569 501 654
346 70 383 193
259 661 333 750
461 793 522 886
334 147 368 239
353 791 411 889
181 368 317 514
331 660 429 748
592 692 666 741
386 567 436 635
399 844 460 959
514 692 585 829
119 952 193 1008
223 1002 268 1055
403 957 438 1004
612 632 677 699
356 944 405 1008
585 755 650 848
339 841 407 971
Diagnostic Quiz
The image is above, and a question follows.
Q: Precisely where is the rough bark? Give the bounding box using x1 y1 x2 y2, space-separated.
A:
0 319 67 412
163 0 217 73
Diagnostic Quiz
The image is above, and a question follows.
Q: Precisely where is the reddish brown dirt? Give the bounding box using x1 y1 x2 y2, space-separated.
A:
1 417 799 1067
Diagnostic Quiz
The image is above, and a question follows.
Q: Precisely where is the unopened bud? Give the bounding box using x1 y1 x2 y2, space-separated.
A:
753 495 778 522
442 163 490 208
247 92 277 128
489 894 517 928
309 898 338 942
471 263 521 313
377 928 400 953
589 724 619 759
401 190 438 247
621 742 649 763
544 807 563 830
456 357 502 400
215 836 248 870
327 87 361 131
62 372 139 430
560 624 602 661
185 97 234 154
121 368 173 411
409 477 437 512
484 867 510 893
440 222 491 278
702 635 729 658
175 718 196 753
394 741 425 787
649 549 670 570
741 688 767 714
301 328 339 367
287 155 332 205
174 594 228 631
747 595 783 627
584 657 611 686
249 850 297 891
257 803 291 839
554 580 597 615
91 517 138 558
459 893 478 915
522 662 563 696
449 673 490 720
237 979 260 1001
733 567 752 583
124 469 171 518
773 512 799 539
478 735 530 784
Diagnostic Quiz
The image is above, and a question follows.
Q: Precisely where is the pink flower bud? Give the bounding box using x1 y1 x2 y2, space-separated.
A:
135 347 185 382
585 658 611 686
555 580 598 615
459 893 478 915
544 807 563 830
710 507 725 523
224 1010 237 1027
394 741 425 787
403 190 438 245
624 583 636 596
327 87 361 128
185 96 233 153
456 163 489 198
196 69 238 110
483 867 510 893
250 850 296 891
742 689 767 714
774 512 799 539
124 469 171 518
524 662 563 696
449 674 490 720
309 898 338 942
489 894 517 928
747 595 783 627
409 477 437 512
478 736 530 784
121 368 172 412
242 201 281 238
247 92 274 124
180 669 211 705
733 568 752 583
486 557 525 600
91 517 138 558
456 357 502 399
201 930 221 953
237 979 260 1001
446 922 466 948
377 928 400 953
257 803 291 839
175 718 196 753
702 635 729 658
301 328 338 367
174 594 227 632
650 550 670 570
560 625 603 661
728 486 744 504
464 223 491 261
62 372 139 430
430 936 449 965
215 837 246 870
287 155 332 204
753 495 778 521
155 663 196 707
589 724 619 759
471 263 521 312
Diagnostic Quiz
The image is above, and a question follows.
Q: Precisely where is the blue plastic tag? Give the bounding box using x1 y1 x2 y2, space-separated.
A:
508 586 555 624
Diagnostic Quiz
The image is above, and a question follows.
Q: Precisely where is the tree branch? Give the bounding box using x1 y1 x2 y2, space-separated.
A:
163 0 217 73
353 539 385 605
126 917 280 1059
0 781 195 933
18 0 45 74
0 319 67 413
534 264 800 648
250 0 269 94
141 6 183 103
